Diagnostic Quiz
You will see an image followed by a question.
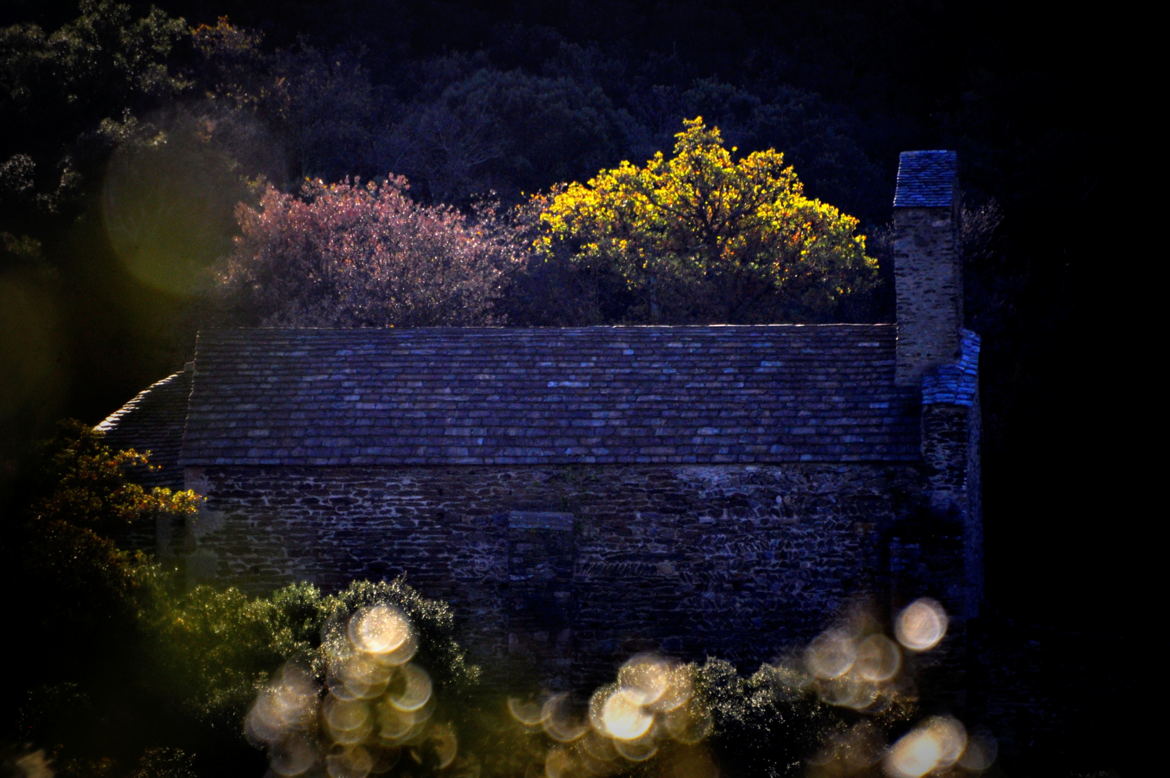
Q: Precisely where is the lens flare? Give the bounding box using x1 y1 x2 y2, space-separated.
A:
100 119 245 296
652 664 694 713
885 728 942 777
322 695 374 744
820 675 879 710
578 744 617 775
375 699 428 744
325 744 374 778
387 663 433 712
856 634 903 682
884 716 967 778
330 652 393 701
349 604 411 656
895 599 948 652
663 704 713 745
612 735 658 762
270 735 318 777
377 631 419 667
250 604 458 777
544 746 576 778
928 717 967 769
246 664 319 745
427 721 459 769
542 693 589 742
617 654 671 707
598 687 654 741
958 732 997 770
507 696 547 727
805 629 858 679
0 272 64 422
580 728 619 763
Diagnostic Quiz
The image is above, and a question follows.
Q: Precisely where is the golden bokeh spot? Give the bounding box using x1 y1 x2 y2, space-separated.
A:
544 746 576 778
507 696 546 727
322 695 373 741
349 604 411 656
612 734 658 762
386 663 432 712
883 716 967 778
599 687 654 741
856 633 903 682
541 693 589 743
805 628 858 679
617 654 672 708
269 734 317 777
245 664 319 746
427 721 459 769
324 744 374 778
895 599 948 652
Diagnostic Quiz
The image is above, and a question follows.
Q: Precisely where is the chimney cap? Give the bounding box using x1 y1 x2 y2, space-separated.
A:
894 150 957 208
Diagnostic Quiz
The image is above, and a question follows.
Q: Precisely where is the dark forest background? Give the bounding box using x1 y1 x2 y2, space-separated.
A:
1 0 1126 771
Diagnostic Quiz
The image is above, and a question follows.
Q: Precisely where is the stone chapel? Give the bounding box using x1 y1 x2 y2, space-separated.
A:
98 150 981 683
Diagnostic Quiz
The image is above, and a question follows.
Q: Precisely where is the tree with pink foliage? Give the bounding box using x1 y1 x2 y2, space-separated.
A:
216 176 516 327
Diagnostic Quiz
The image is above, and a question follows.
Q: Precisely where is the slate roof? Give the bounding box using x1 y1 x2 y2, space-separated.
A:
96 367 192 488
178 326 921 466
894 150 957 208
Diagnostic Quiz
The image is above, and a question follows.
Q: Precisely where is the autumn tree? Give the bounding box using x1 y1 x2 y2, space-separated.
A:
4 420 200 648
532 117 877 323
215 176 518 327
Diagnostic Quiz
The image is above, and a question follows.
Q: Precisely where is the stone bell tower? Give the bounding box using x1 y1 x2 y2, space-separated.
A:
892 150 982 619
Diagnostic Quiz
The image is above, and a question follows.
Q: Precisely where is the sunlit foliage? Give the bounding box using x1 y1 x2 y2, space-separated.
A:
11 420 193 617
242 584 480 776
26 420 200 534
3 424 480 774
533 117 877 323
450 602 983 778
215 176 517 327
148 580 478 738
1 423 201 774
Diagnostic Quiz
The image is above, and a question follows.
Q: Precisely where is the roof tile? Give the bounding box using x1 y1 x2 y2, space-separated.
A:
172 326 919 466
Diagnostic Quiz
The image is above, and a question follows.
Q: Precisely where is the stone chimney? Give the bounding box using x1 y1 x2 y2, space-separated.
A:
893 150 961 386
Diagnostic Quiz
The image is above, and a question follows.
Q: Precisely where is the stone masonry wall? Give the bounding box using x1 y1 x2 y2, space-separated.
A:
893 206 962 386
185 463 924 685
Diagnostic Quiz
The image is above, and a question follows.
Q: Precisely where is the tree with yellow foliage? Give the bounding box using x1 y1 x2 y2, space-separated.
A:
532 117 877 322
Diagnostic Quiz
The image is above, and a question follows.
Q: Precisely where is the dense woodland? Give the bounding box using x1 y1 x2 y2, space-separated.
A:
0 1 1125 774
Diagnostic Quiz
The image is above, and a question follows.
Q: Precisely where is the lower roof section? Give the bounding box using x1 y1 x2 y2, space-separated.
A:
96 367 192 488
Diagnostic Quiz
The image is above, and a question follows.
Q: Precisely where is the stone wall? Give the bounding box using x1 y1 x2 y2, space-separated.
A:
893 205 962 386
184 463 925 685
